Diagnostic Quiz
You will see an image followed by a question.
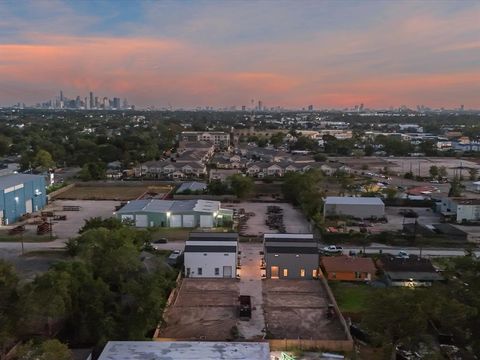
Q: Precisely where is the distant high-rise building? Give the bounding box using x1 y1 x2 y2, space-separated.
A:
242 105 246 111
123 98 128 109
103 97 109 109
89 92 94 109
75 96 81 108
258 100 262 110
60 90 63 102
308 105 313 111
84 97 88 109
95 97 99 108
113 97 121 109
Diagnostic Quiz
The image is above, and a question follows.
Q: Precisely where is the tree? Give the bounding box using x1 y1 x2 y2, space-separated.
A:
16 339 72 360
429 165 439 179
33 149 55 170
469 168 478 181
79 162 106 181
448 175 464 197
363 289 428 351
206 180 230 195
438 166 448 179
229 174 253 199
0 135 10 156
0 260 19 354
404 171 414 179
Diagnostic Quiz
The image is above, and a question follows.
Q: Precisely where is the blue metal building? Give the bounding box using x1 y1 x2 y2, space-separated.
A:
0 174 47 225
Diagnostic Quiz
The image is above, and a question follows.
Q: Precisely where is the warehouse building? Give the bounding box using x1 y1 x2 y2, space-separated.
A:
0 174 47 225
264 233 319 279
184 232 238 278
324 196 385 219
115 199 233 228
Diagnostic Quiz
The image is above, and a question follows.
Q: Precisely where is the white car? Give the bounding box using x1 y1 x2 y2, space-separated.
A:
322 245 343 254
396 250 410 259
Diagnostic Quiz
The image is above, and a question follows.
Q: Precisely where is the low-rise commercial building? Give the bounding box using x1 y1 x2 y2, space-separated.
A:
264 233 319 279
115 199 233 228
377 255 443 287
184 232 238 278
324 196 385 219
0 174 47 225
440 197 480 223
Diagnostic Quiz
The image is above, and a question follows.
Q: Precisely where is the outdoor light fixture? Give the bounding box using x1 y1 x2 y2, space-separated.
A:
14 197 19 202
166 212 171 217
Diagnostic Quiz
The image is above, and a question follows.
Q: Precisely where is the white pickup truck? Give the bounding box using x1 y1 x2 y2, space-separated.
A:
322 245 343 255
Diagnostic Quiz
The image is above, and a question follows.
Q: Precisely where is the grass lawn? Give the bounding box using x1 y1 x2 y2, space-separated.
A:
0 230 57 242
329 282 380 315
56 184 172 201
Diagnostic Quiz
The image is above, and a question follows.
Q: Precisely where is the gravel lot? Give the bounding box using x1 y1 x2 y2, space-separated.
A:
223 202 311 236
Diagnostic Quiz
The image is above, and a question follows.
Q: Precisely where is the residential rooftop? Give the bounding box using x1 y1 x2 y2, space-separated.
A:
321 256 377 273
97 341 270 360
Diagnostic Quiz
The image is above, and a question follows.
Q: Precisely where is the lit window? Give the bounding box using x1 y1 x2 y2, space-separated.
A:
300 269 305 277
274 254 279 257
283 269 288 277
312 269 318 278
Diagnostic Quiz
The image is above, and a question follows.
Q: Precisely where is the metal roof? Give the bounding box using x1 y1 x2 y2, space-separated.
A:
185 245 237 253
98 341 270 360
265 246 319 254
0 173 44 191
176 181 207 193
325 196 384 206
189 232 238 241
264 233 314 240
116 199 222 214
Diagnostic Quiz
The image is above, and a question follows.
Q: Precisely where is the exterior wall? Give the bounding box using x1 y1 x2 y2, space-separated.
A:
324 203 384 218
0 176 47 225
117 210 224 228
184 252 237 278
265 253 319 279
325 271 372 281
456 204 480 222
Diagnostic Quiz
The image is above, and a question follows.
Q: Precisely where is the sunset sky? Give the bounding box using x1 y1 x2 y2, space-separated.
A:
1 0 479 109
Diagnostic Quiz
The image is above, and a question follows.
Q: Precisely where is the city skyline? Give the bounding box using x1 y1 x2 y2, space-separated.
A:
1 0 480 109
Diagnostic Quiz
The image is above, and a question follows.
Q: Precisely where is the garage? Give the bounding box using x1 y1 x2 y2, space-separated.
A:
170 215 182 228
135 214 148 227
200 215 213 228
182 215 195 227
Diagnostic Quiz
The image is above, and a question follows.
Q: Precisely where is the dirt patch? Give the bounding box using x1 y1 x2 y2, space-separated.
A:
159 278 239 341
263 280 347 340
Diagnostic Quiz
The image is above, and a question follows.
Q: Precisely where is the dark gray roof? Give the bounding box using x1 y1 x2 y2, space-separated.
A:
0 174 44 191
265 246 319 254
265 237 317 243
189 232 238 241
386 271 443 282
185 245 237 253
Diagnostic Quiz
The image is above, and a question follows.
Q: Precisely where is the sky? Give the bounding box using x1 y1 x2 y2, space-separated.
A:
0 0 479 109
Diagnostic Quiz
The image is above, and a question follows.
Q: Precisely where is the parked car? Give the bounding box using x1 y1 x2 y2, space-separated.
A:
153 237 168 244
322 245 343 255
396 250 410 259
167 250 183 265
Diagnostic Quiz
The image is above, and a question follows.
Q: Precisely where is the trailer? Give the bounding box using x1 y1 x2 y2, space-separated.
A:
238 295 252 320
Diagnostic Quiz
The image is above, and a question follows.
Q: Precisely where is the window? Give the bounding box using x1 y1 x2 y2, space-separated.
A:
215 268 220 276
198 267 203 275
283 269 288 277
355 272 361 279
300 269 305 277
312 269 318 278
186 268 191 277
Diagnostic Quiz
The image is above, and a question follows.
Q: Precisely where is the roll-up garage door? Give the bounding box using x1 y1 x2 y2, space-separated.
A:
200 215 213 228
135 214 148 227
25 199 33 213
170 215 182 228
182 215 195 227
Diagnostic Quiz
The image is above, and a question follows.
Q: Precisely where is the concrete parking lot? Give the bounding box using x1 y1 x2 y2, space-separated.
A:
262 280 347 340
159 278 239 341
373 207 441 232
222 202 311 236
48 200 120 240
